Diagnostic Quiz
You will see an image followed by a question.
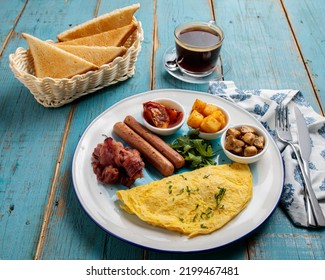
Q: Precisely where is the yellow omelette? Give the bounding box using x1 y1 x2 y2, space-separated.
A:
116 163 252 237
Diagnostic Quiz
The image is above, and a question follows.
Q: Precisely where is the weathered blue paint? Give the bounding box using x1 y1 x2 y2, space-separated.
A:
0 0 324 260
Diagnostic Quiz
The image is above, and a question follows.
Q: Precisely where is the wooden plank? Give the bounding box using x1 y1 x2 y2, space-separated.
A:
0 0 99 260
37 0 154 259
248 208 325 259
147 0 248 260
1 0 323 261
249 232 325 259
154 0 215 94
215 0 322 113
0 1 27 55
282 0 325 114
214 0 325 259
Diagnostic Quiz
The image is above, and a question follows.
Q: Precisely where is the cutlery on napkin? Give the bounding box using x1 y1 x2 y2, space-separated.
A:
294 105 325 226
209 81 325 227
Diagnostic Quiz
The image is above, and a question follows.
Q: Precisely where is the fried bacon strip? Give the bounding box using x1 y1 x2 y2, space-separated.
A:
92 137 144 187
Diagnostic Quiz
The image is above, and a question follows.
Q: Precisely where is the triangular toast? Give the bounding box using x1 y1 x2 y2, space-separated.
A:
57 3 140 41
56 22 137 47
22 33 98 78
56 45 127 67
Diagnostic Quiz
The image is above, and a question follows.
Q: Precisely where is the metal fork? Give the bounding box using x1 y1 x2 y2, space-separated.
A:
275 105 325 227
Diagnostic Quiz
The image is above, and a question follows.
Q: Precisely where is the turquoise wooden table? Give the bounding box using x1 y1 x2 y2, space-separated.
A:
1 0 324 260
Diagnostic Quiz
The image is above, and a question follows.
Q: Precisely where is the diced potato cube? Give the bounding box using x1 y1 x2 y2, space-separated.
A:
203 103 220 116
200 115 222 133
210 109 223 119
187 110 204 128
211 109 227 128
191 99 206 114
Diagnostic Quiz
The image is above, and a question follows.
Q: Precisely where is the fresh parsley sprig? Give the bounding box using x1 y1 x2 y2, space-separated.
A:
170 129 217 169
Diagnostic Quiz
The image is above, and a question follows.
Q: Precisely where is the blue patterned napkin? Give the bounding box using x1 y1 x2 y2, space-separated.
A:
209 81 325 227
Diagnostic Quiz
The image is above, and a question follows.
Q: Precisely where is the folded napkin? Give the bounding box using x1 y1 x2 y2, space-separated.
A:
209 81 325 227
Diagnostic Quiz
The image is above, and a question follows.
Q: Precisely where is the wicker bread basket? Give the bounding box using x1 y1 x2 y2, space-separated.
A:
9 20 143 108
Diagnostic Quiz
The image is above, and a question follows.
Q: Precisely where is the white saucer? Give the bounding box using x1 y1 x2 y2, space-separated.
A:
163 46 232 84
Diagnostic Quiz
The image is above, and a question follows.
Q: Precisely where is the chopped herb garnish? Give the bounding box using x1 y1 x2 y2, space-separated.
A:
206 207 214 218
215 187 226 208
200 224 208 228
203 174 210 179
200 207 214 220
176 188 184 196
180 175 187 180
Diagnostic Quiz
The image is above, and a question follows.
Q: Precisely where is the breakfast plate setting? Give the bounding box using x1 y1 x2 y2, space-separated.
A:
3 0 325 265
72 89 284 253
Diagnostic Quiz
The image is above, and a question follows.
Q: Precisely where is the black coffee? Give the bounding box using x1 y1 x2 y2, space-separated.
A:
175 26 222 75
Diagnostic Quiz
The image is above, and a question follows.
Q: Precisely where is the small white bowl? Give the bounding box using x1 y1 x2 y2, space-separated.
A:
220 124 269 164
189 106 230 140
142 98 186 136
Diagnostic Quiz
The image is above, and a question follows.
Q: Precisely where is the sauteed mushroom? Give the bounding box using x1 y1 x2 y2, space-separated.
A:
241 132 256 145
224 125 265 157
240 126 255 134
226 128 241 138
244 146 258 157
224 135 245 154
254 135 265 149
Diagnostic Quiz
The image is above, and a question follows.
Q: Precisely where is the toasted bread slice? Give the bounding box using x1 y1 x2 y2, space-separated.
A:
57 3 140 42
22 33 98 79
57 22 137 47
56 45 127 67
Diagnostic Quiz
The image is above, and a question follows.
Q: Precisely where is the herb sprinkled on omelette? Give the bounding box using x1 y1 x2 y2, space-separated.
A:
116 163 252 237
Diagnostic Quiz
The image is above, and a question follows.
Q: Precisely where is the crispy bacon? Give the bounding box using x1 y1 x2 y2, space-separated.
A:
92 137 144 187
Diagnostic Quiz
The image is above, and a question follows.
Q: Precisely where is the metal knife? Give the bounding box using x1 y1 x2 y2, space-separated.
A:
304 166 317 226
294 105 316 226
294 105 325 227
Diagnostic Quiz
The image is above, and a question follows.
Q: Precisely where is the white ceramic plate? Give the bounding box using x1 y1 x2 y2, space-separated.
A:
72 89 283 253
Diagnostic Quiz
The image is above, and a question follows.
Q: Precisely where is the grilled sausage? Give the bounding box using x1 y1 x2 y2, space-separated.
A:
113 122 175 177
124 115 185 169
